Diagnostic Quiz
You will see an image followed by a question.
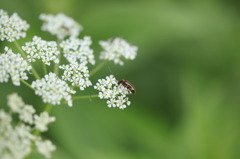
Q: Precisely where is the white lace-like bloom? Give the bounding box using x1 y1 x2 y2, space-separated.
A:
34 112 56 132
0 110 12 128
99 38 138 65
94 75 131 109
31 72 76 106
59 62 92 90
7 93 25 113
35 139 56 159
22 36 60 65
0 47 32 86
7 93 35 124
60 36 95 65
19 104 36 124
0 9 29 42
0 117 34 158
0 94 56 159
39 13 83 39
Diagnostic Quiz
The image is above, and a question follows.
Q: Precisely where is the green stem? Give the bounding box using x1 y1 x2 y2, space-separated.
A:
20 79 34 90
72 94 99 100
44 103 52 113
54 39 62 75
43 62 47 75
90 60 108 76
14 41 41 79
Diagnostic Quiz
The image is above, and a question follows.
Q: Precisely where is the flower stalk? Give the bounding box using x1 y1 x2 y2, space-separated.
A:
14 41 41 79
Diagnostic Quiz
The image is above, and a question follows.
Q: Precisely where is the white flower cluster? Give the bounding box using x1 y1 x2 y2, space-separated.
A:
94 75 131 109
35 139 56 159
59 62 92 90
0 47 32 86
31 72 76 107
39 13 83 39
34 112 56 132
22 36 60 65
0 9 29 42
0 93 56 159
60 36 95 65
99 37 138 65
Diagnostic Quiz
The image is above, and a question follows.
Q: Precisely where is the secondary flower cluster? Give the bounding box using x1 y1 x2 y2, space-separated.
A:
39 13 83 40
22 36 60 65
0 93 56 159
0 9 29 42
94 75 131 109
31 72 76 107
99 37 138 65
0 47 31 86
59 62 92 90
60 36 95 65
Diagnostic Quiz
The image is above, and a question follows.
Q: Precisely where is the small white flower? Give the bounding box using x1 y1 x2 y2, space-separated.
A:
59 62 92 90
31 72 76 106
7 93 25 113
0 47 32 86
35 139 56 159
60 36 95 65
0 9 30 42
39 13 83 39
99 37 138 65
22 36 60 65
0 110 12 128
94 75 131 109
19 104 36 124
34 112 55 132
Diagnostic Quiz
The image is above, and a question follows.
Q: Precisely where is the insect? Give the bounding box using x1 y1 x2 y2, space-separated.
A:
107 66 136 94
61 25 69 31
118 80 136 94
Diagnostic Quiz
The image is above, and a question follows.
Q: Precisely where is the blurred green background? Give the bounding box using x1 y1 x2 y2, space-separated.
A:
1 0 240 158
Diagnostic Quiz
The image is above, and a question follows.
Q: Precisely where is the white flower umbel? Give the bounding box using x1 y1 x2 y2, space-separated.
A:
60 36 95 65
94 75 131 109
35 139 56 159
0 93 56 159
7 93 35 124
0 47 32 86
39 13 83 39
22 36 60 65
99 37 138 65
34 112 56 132
19 104 36 124
7 93 25 113
0 9 29 42
59 62 92 90
31 72 76 106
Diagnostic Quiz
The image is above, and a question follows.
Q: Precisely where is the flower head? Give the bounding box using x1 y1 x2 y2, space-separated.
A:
31 72 76 106
59 62 92 90
60 36 95 65
7 93 25 113
39 13 83 39
0 9 30 42
19 104 36 124
99 37 138 65
34 112 56 132
35 139 56 159
0 93 56 159
22 36 60 65
0 47 32 86
94 75 131 109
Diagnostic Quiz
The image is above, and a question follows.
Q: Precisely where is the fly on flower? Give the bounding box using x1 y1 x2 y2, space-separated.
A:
118 80 136 94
